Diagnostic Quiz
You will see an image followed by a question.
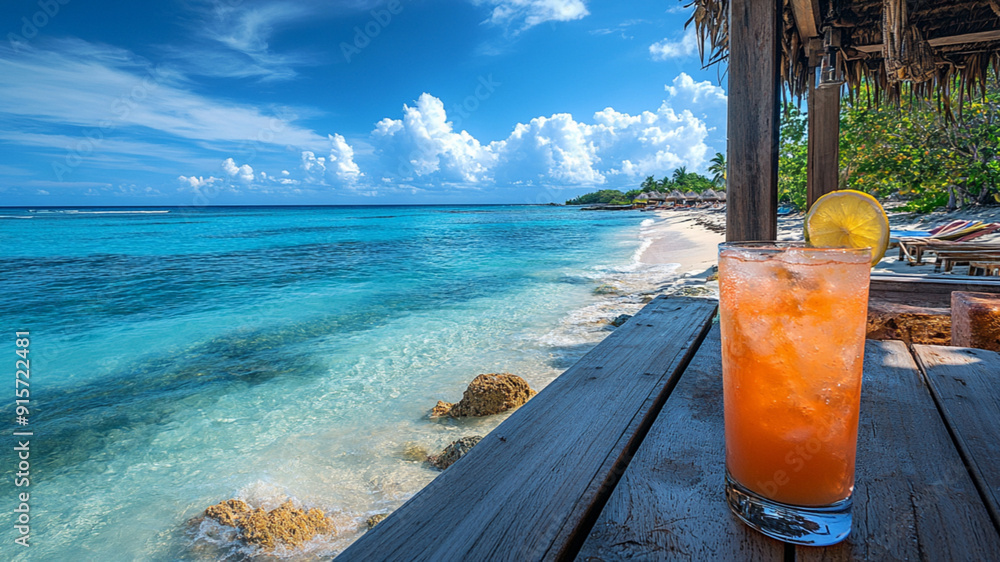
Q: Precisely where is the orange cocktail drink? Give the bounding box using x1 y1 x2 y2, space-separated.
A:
718 242 870 545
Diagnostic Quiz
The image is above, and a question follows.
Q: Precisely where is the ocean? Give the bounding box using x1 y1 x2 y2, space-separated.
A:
0 205 679 560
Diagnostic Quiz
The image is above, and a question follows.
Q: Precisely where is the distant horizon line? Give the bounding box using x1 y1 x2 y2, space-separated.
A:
1 203 573 209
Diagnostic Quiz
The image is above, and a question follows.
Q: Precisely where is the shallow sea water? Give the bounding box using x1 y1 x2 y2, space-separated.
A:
0 205 680 560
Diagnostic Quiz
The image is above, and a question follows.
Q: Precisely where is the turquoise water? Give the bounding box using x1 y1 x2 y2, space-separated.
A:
0 205 675 560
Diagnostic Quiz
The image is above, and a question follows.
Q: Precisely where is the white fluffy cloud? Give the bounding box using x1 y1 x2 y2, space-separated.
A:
300 134 363 185
179 74 726 194
666 73 728 106
222 158 256 184
649 27 699 60
301 151 326 178
475 0 589 29
328 134 362 183
363 76 723 187
372 93 494 183
177 175 221 190
492 114 603 185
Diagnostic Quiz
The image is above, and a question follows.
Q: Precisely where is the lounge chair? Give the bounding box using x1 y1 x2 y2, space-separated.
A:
969 260 1000 276
934 248 1000 273
896 222 999 265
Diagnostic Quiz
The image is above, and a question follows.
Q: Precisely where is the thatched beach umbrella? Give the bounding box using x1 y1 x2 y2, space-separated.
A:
665 190 684 201
701 189 720 202
683 190 700 203
717 191 727 202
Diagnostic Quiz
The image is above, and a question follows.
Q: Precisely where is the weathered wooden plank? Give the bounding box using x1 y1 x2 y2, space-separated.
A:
789 0 821 41
796 340 1000 561
726 0 780 242
870 273 1000 308
807 77 841 208
576 325 785 561
855 30 1000 53
913 344 1000 530
336 297 718 561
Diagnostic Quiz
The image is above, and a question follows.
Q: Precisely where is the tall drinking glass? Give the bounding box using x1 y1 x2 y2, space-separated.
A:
718 242 871 546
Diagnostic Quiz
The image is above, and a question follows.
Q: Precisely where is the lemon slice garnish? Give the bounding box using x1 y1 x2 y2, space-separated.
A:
804 190 889 266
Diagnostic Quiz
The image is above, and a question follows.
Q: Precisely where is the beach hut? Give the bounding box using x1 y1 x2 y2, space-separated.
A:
683 191 700 205
644 192 666 207
691 0 1000 241
662 190 683 208
700 189 720 202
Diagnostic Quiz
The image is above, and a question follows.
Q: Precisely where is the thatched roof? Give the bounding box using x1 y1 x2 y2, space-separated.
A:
684 190 701 200
690 0 1000 111
701 189 720 200
665 190 685 200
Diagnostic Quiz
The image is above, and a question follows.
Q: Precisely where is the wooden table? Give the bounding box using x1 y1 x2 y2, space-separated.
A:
337 297 1000 561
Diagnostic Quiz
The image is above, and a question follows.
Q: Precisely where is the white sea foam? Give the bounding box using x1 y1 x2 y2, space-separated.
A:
535 215 684 350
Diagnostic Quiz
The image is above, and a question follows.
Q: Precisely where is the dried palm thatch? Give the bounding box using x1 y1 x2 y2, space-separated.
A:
688 0 1000 116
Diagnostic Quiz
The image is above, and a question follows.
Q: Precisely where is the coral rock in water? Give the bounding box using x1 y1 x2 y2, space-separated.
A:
429 400 453 418
428 436 483 469
366 513 389 528
204 499 332 550
204 499 251 528
448 373 536 418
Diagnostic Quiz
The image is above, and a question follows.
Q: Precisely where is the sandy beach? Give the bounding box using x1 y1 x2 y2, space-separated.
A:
641 210 726 274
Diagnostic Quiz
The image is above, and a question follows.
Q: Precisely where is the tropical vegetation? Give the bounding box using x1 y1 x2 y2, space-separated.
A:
779 79 1000 212
565 156 726 205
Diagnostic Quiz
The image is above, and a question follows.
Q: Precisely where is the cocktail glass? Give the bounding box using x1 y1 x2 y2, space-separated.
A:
718 241 871 546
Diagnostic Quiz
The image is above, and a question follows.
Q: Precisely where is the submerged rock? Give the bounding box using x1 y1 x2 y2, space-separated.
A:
593 284 622 295
428 436 482 469
448 373 537 418
366 513 389 528
401 442 430 461
610 314 632 327
203 499 332 550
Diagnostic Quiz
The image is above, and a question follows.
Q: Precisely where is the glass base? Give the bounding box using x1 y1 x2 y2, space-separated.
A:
725 471 852 546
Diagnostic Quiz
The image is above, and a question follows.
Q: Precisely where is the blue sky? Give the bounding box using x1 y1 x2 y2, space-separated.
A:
0 0 728 205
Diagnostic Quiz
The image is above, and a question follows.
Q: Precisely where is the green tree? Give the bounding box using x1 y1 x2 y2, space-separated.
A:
565 189 630 205
672 166 688 184
778 104 808 209
840 79 1000 211
708 152 727 189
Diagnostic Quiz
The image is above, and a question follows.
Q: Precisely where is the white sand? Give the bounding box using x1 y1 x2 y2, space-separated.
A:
641 210 725 276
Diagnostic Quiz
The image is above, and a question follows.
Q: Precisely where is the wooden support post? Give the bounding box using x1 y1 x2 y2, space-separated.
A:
807 70 842 207
726 0 781 242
